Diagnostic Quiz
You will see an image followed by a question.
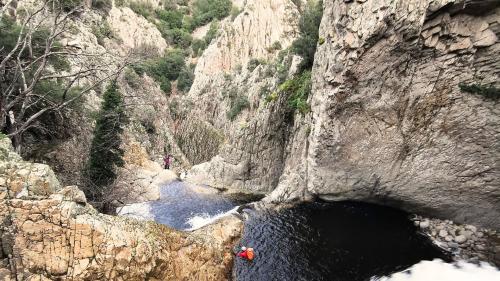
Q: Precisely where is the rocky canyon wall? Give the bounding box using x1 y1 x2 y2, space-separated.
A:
183 0 304 192
272 0 500 230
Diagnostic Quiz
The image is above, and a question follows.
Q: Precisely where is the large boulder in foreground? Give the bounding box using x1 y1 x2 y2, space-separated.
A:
0 138 242 281
1 138 60 198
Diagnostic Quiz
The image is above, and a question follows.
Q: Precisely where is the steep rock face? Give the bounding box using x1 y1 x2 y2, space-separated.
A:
0 139 241 280
107 6 168 52
183 0 302 192
274 0 500 229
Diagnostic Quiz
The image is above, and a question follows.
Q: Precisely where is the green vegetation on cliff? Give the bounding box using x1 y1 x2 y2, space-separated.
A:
459 83 500 100
227 95 250 120
84 81 127 209
282 71 312 114
292 0 323 71
190 0 232 29
131 48 196 93
265 0 322 115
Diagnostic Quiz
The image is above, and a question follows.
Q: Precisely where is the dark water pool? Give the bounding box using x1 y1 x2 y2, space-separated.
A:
234 201 448 281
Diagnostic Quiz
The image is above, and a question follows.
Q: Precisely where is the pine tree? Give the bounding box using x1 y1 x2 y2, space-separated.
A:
84 81 126 204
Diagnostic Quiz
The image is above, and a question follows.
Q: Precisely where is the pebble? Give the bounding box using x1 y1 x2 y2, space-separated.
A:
439 229 448 238
459 230 473 239
445 235 453 242
454 235 467 244
477 232 484 238
419 220 430 229
474 244 486 251
465 225 477 232
447 242 459 249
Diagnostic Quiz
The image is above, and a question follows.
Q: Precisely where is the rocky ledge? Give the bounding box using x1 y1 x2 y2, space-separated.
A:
0 138 242 280
412 215 500 266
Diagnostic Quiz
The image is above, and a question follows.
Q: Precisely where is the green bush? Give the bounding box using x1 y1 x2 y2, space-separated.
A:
247 58 266 72
276 51 293 84
227 95 249 120
161 0 178 9
259 85 270 97
280 70 312 114
115 0 126 7
51 0 84 12
131 49 186 94
152 49 186 80
177 66 195 92
204 20 219 44
92 0 113 13
92 21 115 45
230 6 242 21
129 1 155 19
192 0 232 28
182 15 195 32
267 41 282 52
459 83 500 100
165 28 192 48
192 39 207 56
156 9 183 29
292 0 323 71
268 71 312 113
124 68 141 89
158 76 172 93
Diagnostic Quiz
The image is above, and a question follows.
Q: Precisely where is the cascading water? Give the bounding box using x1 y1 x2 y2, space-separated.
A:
118 181 249 230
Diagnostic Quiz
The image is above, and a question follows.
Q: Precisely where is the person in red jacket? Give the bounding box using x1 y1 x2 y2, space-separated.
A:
237 246 254 261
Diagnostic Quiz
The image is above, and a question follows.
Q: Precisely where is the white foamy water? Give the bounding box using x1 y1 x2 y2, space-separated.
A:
372 259 500 281
117 202 154 221
186 206 239 231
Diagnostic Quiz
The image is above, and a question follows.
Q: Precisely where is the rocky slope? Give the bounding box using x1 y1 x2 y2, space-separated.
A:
0 138 241 280
4 0 189 194
270 0 500 230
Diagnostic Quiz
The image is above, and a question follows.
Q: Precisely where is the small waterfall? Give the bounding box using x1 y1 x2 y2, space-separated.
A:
186 206 239 231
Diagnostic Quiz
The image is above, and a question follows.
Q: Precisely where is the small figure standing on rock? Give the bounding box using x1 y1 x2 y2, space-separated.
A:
237 246 254 261
163 154 172 169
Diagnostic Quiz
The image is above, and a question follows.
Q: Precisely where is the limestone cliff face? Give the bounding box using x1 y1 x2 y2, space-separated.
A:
183 0 302 192
0 138 241 281
272 0 500 230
